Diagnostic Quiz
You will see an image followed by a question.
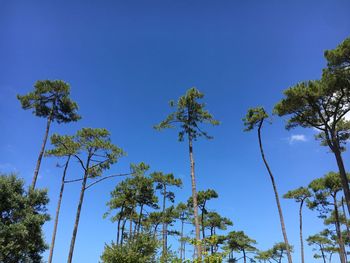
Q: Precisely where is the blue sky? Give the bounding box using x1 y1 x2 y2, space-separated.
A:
1 1 350 262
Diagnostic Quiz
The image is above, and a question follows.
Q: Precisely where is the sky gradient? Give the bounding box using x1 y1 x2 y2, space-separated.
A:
1 1 350 262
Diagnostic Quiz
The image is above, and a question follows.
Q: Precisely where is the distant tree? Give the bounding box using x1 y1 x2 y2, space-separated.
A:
17 80 81 189
151 172 182 259
274 38 350 215
204 212 233 254
0 173 50 263
243 107 293 263
188 189 218 239
226 231 257 263
175 202 191 261
284 187 311 263
155 87 219 260
308 172 347 263
45 134 80 263
55 128 125 263
307 229 338 263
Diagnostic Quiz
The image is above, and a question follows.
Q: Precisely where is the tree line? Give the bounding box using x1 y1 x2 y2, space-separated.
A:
0 37 349 262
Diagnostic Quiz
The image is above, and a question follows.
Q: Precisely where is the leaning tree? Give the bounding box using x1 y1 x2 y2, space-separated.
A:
17 80 81 189
243 107 293 263
155 87 219 260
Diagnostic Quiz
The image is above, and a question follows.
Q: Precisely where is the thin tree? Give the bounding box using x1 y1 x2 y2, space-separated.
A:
155 87 219 260
243 107 293 263
17 80 81 189
45 134 80 263
307 230 338 263
151 172 182 260
62 128 124 263
274 38 350 214
226 231 257 263
284 187 311 263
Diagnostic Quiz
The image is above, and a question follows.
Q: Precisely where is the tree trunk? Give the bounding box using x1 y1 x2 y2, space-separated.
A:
67 166 89 263
319 245 326 263
180 219 184 261
333 194 347 263
341 197 350 241
332 142 350 216
48 156 70 263
162 185 167 259
257 120 292 263
121 218 126 245
137 204 143 234
31 112 53 189
117 205 125 245
188 136 202 260
299 200 305 263
243 249 247 263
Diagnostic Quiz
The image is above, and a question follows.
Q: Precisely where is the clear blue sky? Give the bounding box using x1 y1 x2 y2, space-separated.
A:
1 1 350 262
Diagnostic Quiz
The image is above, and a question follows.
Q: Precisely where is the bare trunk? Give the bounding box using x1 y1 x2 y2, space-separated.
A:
243 249 247 263
333 194 346 263
319 245 326 263
117 205 125 245
189 136 202 260
332 142 350 216
258 120 292 263
67 165 89 263
31 113 52 189
341 197 350 241
48 156 70 263
180 219 184 261
162 185 167 259
299 200 305 263
121 219 126 245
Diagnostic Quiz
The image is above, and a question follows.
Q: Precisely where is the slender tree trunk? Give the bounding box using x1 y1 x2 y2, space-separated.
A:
121 218 126 245
319 245 326 263
333 195 346 263
137 204 143 234
243 249 247 263
332 142 350 216
210 227 214 254
188 136 202 260
48 156 70 263
162 185 167 259
31 112 53 189
341 197 350 241
67 163 90 263
117 205 125 245
129 215 133 240
201 207 206 239
180 219 184 261
299 200 305 263
257 120 292 263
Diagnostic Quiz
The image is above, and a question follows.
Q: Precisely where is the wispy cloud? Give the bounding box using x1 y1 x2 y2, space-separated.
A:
289 134 307 144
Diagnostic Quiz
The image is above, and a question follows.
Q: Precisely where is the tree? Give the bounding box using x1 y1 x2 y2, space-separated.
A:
307 230 338 263
155 87 219 260
54 128 125 263
151 172 182 259
308 172 347 263
17 80 81 189
188 189 218 239
45 134 80 263
0 173 50 263
175 202 191 261
243 107 293 263
204 212 233 254
226 231 257 263
283 187 311 263
274 38 350 215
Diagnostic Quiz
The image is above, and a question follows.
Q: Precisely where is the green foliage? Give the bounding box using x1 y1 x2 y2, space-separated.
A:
100 233 159 263
154 87 219 141
307 230 338 261
324 37 350 70
188 189 219 213
0 174 50 263
283 187 311 203
255 242 293 263
243 107 269 131
226 231 257 254
17 80 81 123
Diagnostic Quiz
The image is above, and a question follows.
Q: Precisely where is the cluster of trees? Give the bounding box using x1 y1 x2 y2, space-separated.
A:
0 37 349 262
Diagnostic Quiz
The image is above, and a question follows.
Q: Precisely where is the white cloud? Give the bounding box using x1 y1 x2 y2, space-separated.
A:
289 134 307 144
